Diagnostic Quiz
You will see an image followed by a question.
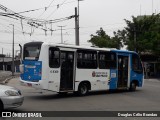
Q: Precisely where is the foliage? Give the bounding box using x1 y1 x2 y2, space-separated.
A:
88 28 123 49
122 14 160 55
88 14 160 56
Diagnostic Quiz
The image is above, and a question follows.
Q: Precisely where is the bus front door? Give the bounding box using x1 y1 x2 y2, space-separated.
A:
117 55 129 88
60 51 74 91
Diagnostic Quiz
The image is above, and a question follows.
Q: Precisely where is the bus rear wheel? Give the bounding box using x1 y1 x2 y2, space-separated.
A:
78 83 88 96
129 82 136 91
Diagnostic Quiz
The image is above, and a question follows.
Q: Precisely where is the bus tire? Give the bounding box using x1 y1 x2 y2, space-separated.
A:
78 83 88 96
0 100 4 111
129 82 136 91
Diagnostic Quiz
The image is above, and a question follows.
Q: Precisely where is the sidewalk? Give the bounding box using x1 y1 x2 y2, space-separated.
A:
0 71 20 84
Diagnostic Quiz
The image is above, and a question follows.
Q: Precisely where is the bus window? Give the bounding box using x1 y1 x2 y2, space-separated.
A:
49 48 60 68
77 50 97 69
23 42 43 60
24 46 40 60
132 54 143 73
98 52 117 69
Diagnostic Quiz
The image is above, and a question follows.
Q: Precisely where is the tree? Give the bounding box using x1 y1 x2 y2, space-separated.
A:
121 14 160 55
88 28 123 49
111 30 125 49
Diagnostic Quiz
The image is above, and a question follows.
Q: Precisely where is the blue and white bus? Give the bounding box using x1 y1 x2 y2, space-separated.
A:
20 42 144 95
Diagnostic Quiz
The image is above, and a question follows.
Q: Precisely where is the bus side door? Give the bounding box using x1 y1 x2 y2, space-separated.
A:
117 53 129 88
48 47 61 92
60 51 74 91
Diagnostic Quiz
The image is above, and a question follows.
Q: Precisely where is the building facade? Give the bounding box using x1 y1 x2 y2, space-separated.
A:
141 54 160 78
0 54 20 72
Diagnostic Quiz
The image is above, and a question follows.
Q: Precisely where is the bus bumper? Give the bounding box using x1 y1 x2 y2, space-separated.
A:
20 79 42 89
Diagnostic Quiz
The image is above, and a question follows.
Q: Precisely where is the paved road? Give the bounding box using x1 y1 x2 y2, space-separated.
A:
2 78 160 120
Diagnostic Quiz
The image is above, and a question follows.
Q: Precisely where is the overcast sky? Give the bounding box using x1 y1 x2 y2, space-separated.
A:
0 0 160 55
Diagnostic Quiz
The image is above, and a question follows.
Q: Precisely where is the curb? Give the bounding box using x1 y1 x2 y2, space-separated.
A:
1 75 20 85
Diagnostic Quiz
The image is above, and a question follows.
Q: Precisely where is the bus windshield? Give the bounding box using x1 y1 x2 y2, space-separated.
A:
23 42 42 60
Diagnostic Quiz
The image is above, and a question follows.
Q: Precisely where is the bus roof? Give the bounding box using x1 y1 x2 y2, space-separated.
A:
45 42 136 54
26 41 137 54
111 49 137 54
44 42 115 51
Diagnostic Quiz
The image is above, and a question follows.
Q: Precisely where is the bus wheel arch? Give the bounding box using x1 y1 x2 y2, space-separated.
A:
77 81 91 96
129 80 139 91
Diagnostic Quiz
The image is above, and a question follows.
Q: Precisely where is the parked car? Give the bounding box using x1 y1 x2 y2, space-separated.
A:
0 84 24 111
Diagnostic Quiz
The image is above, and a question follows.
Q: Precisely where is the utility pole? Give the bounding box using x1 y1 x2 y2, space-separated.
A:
10 24 15 76
77 0 83 46
75 7 79 45
58 26 66 44
77 1 80 46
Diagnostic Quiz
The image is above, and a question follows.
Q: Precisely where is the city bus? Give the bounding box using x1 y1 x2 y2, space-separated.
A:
19 42 144 95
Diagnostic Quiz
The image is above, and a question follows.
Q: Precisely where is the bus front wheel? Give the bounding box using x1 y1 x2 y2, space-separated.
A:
78 83 88 96
129 82 136 91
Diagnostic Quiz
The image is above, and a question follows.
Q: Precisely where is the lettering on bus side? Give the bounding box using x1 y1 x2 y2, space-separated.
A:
50 70 59 73
92 71 108 77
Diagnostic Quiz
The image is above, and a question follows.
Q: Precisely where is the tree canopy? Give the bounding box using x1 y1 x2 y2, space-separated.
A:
88 28 123 49
123 14 160 55
88 14 160 56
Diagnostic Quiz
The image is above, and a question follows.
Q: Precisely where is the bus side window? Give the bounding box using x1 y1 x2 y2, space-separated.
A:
132 54 143 73
49 48 60 68
98 53 107 69
77 50 97 69
98 52 117 69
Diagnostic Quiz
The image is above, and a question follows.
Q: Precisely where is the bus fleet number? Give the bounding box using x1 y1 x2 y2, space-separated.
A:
50 70 59 73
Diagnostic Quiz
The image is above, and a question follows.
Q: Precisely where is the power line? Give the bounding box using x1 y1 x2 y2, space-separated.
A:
14 0 76 14
0 12 75 37
37 0 56 18
46 0 68 19
0 41 19 45
1 13 125 32
0 3 77 38
48 0 56 8
0 45 12 51
0 3 74 24
80 23 126 29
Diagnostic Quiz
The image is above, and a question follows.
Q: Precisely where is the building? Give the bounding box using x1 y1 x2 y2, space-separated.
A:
141 54 160 78
0 54 20 72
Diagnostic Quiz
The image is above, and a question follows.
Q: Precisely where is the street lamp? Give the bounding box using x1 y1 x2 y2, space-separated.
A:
10 24 14 76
